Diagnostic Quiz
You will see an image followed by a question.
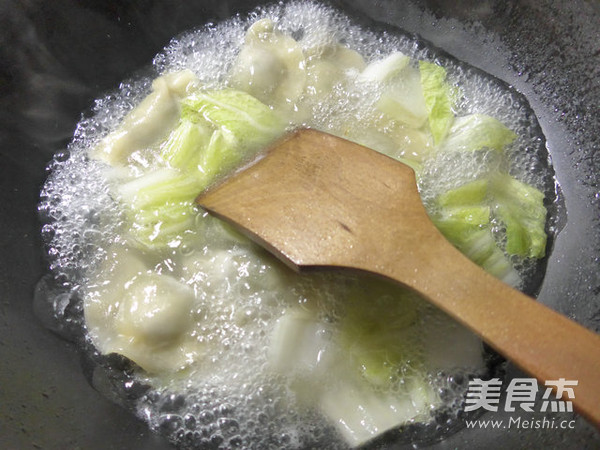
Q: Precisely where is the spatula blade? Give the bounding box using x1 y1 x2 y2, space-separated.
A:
196 128 424 272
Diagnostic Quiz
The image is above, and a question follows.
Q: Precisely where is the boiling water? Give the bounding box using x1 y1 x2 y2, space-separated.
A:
38 1 557 448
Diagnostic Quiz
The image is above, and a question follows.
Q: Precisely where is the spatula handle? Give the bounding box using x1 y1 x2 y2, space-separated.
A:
374 232 600 428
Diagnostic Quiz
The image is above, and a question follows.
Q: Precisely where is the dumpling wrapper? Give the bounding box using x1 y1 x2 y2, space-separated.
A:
84 244 205 373
229 18 306 110
93 70 198 166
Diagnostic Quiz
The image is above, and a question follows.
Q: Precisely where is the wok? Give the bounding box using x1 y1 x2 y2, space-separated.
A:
1 0 598 448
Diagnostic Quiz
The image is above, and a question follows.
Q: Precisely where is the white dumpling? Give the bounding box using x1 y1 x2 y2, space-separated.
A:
305 45 366 97
84 244 148 332
84 243 204 373
229 18 306 109
93 69 198 165
115 273 194 345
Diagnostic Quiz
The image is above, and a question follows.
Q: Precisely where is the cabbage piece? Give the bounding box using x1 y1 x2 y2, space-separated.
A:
375 64 428 128
385 124 434 162
433 174 548 279
490 174 547 258
433 205 492 264
441 114 516 153
118 168 202 249
267 297 438 447
419 304 486 373
419 61 455 145
160 118 212 170
339 281 420 386
229 18 306 109
432 206 491 244
182 88 285 152
197 129 244 179
181 88 285 179
431 179 521 285
436 178 488 207
269 309 334 374
320 375 436 447
128 202 198 248
345 124 430 168
435 217 520 286
357 52 409 84
436 175 547 260
118 168 201 210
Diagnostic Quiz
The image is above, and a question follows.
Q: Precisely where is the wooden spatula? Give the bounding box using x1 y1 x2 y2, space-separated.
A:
197 128 600 427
